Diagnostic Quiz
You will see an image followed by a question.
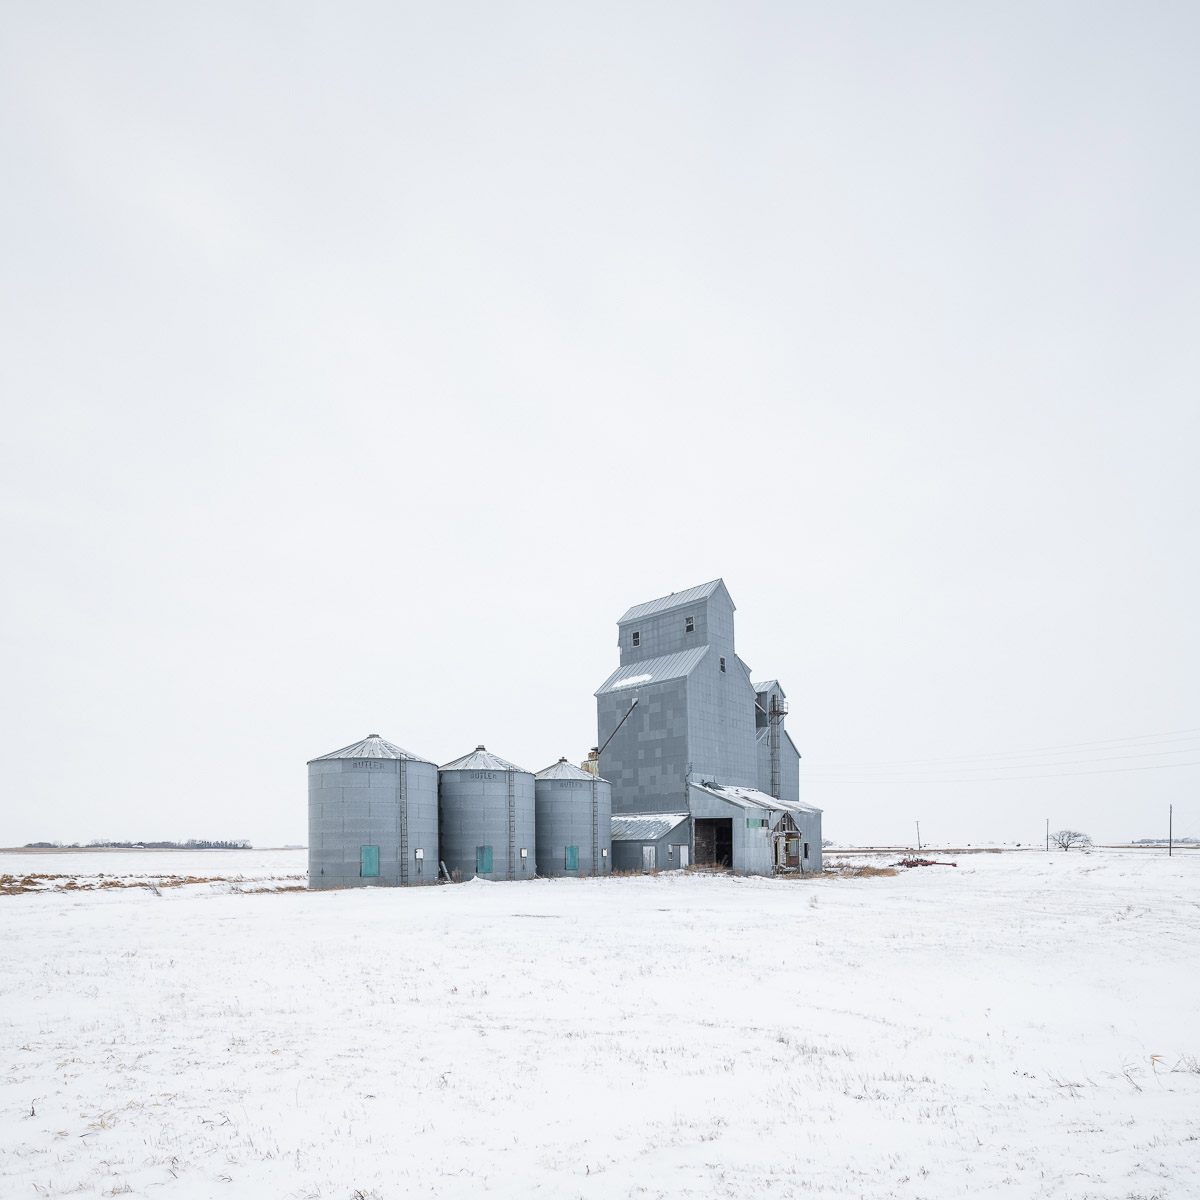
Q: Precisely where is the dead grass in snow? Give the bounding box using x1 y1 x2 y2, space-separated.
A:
0 874 303 897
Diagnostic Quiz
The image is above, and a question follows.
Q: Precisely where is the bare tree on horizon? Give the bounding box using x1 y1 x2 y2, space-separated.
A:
1051 830 1092 852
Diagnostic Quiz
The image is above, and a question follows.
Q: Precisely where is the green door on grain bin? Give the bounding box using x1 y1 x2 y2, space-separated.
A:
476 845 492 874
565 845 579 871
360 845 379 877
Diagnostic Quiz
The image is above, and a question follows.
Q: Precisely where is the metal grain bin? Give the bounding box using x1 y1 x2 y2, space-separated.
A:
534 758 612 877
308 734 439 889
439 746 535 881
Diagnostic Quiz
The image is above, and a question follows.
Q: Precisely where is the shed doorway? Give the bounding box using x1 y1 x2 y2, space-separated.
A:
772 814 802 870
641 845 656 872
694 818 732 867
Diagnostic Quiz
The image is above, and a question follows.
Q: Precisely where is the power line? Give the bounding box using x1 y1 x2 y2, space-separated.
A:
801 742 1200 778
799 757 1200 784
802 726 1200 771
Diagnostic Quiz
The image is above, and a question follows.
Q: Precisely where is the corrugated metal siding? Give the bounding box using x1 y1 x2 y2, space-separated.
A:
439 764 536 881
684 644 758 790
614 816 691 873
599 676 691 812
689 785 774 875
756 727 802 804
536 774 612 876
308 757 439 889
610 818 691 872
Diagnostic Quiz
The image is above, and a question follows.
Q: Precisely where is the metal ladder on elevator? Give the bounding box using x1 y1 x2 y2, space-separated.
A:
506 769 516 880
591 777 599 876
399 758 410 885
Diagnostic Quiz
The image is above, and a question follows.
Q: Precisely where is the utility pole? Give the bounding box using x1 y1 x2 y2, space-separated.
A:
1046 818 1049 852
916 821 921 852
1169 804 1173 857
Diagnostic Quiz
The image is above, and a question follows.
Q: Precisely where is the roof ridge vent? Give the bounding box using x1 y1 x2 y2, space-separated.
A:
476 744 486 750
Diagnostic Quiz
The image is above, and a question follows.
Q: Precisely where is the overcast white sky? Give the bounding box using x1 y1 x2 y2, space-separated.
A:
2 2 1197 848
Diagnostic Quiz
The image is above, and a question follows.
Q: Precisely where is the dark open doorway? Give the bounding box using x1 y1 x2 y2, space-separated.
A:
694 818 732 867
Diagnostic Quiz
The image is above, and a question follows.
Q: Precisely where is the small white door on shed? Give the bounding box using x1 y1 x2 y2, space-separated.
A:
642 845 656 872
676 845 689 868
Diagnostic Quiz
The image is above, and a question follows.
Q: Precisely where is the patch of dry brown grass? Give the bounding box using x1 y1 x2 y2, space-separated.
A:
0 873 301 896
819 864 900 879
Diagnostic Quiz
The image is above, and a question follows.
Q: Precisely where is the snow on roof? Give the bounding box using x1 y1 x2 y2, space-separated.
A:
612 673 653 690
611 812 691 842
690 781 822 815
440 746 530 773
535 758 606 782
595 646 709 696
618 579 730 623
309 734 433 763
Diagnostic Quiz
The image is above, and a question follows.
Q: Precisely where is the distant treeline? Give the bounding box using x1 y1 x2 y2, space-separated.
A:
1132 837 1197 844
23 839 253 850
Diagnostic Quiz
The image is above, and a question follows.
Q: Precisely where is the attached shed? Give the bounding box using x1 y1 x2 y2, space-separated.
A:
610 812 691 873
689 782 823 874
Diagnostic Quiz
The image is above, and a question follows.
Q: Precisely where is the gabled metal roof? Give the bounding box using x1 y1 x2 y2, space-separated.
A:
535 757 607 782
618 579 731 624
440 745 530 773
595 645 709 696
751 679 786 699
690 781 822 815
611 812 690 841
309 734 433 763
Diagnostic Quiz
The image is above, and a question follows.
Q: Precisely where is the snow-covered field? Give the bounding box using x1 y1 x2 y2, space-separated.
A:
1 849 1196 1199
0 848 304 895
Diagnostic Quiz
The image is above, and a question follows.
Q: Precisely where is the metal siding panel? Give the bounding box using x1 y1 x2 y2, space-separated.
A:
307 758 438 888
534 776 610 876
439 763 535 881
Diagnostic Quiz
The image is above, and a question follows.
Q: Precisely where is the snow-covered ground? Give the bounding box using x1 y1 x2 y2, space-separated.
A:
1 849 1196 1199
0 848 304 895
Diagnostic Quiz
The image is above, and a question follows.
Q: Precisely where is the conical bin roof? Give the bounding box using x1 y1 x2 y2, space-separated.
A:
440 745 530 773
535 757 608 783
309 734 433 764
